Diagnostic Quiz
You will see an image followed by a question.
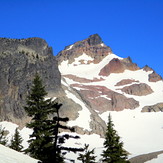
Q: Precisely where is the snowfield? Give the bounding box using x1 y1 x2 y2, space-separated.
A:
58 52 163 162
59 52 122 79
0 144 38 163
1 111 163 162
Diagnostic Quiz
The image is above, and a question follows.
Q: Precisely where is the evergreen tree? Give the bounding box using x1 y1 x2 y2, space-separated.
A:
101 114 130 163
24 74 56 161
9 127 23 152
48 102 83 163
77 144 96 163
25 74 83 163
0 125 7 145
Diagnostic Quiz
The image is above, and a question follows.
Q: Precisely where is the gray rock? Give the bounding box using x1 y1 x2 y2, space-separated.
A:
141 103 163 112
0 37 62 124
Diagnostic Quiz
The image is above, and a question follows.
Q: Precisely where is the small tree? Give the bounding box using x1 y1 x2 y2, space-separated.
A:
9 127 23 152
0 125 7 145
78 144 96 163
101 114 129 163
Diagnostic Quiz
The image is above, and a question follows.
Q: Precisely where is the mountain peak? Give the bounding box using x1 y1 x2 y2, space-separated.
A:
87 34 103 46
57 34 112 64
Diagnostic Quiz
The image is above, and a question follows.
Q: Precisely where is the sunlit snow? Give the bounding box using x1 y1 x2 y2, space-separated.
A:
65 90 91 131
59 52 122 79
0 144 38 163
66 44 74 50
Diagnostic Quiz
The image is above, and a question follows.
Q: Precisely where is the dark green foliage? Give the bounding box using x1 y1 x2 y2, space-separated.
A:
78 144 96 163
9 127 23 152
25 74 82 163
0 126 7 145
24 74 56 161
101 114 130 163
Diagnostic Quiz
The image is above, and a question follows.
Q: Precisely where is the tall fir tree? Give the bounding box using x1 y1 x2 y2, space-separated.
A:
101 114 130 163
77 144 96 163
25 74 83 163
24 74 56 161
9 127 23 152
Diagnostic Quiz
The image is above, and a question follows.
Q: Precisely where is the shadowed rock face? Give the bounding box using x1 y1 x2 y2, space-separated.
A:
0 37 62 123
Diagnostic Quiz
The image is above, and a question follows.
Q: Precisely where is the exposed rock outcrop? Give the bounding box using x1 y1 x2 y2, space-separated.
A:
148 71 162 82
115 79 139 86
63 75 104 83
0 37 62 124
71 84 139 112
99 58 125 76
143 65 153 72
143 65 162 82
129 150 163 163
99 57 139 76
120 83 153 96
141 103 163 112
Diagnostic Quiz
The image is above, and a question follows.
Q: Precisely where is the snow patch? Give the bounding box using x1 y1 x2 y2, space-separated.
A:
101 43 105 47
100 95 111 100
59 53 122 79
72 53 94 65
66 44 74 50
0 144 38 163
65 90 91 131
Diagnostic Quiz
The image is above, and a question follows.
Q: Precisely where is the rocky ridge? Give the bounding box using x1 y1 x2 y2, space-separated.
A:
0 37 62 125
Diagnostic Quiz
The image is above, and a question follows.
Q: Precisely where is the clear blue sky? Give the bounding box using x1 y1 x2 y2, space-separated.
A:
0 0 163 77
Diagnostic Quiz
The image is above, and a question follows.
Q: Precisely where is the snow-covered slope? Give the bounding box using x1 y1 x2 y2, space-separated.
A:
0 144 38 163
57 34 163 162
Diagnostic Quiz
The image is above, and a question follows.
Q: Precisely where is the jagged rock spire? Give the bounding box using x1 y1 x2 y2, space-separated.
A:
87 34 103 45
57 34 112 64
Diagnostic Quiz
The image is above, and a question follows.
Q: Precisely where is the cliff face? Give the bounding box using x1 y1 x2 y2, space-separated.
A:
0 37 62 124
